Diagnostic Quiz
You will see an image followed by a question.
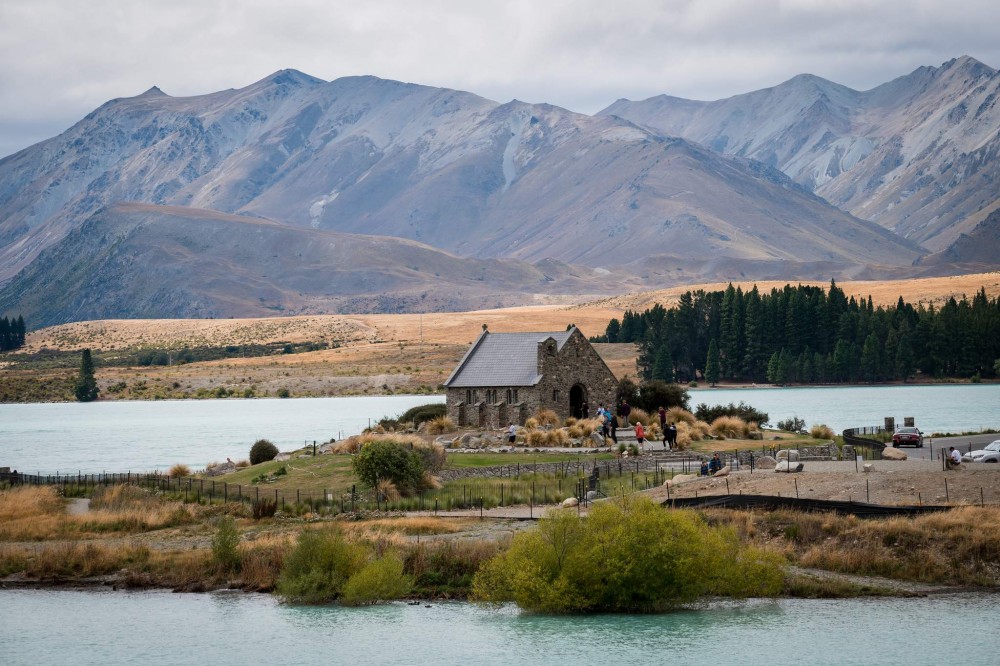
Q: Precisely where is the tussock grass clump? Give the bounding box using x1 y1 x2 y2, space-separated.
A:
238 535 290 592
89 484 154 511
628 408 652 426
542 429 568 447
425 416 456 435
578 419 600 437
564 417 578 427
810 424 836 439
532 409 560 427
666 407 696 426
524 417 539 430
169 463 191 478
525 430 547 447
710 416 750 439
0 486 62 523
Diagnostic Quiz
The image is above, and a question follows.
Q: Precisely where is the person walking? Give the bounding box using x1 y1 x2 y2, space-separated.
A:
621 400 632 426
609 414 619 444
635 422 645 448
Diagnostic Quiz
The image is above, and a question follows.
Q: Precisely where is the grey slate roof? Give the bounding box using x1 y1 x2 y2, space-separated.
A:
444 329 574 388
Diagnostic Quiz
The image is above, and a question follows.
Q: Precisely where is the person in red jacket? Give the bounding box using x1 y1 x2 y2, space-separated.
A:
635 422 645 447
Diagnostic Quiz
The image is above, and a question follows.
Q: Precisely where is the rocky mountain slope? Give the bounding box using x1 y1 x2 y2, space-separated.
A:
0 203 644 328
601 56 1000 253
3 65 978 325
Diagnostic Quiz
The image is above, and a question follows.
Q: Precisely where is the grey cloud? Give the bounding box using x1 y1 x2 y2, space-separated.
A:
1 0 998 157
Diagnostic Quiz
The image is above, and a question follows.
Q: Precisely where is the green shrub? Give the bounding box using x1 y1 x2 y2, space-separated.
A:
398 402 447 425
341 554 412 605
776 416 806 432
212 515 241 573
635 381 690 412
249 439 279 465
251 498 277 520
695 401 769 427
351 439 426 495
277 529 367 603
276 387 291 398
472 499 784 613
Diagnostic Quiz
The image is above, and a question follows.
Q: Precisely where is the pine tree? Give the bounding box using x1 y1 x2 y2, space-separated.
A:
705 339 720 386
74 349 99 402
861 333 879 382
896 333 915 381
652 346 675 383
766 351 781 384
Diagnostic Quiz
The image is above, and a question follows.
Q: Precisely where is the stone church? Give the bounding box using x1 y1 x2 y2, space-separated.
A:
444 326 618 428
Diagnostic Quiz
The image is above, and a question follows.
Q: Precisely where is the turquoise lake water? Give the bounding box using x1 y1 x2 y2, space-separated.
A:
1 385 998 472
0 590 997 666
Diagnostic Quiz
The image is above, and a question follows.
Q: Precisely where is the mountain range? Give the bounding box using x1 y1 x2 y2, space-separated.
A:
1 57 996 326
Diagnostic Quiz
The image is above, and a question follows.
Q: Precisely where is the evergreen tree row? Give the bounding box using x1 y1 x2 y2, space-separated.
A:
0 315 26 351
592 282 1000 384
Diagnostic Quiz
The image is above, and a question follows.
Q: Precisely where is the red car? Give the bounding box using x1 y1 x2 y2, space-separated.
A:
891 427 923 448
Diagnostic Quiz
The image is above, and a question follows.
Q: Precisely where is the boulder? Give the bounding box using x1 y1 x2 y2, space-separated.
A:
713 465 731 478
748 431 764 440
776 449 800 462
459 433 476 447
274 452 293 462
665 474 697 487
318 442 336 454
590 431 607 448
755 456 777 470
480 433 499 447
585 490 599 501
562 497 579 508
774 461 804 473
434 436 455 448
841 444 854 459
881 447 908 461
204 461 237 477
863 463 874 472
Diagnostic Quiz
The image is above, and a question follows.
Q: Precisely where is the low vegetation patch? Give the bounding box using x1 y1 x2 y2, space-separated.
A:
276 527 411 605
472 498 784 613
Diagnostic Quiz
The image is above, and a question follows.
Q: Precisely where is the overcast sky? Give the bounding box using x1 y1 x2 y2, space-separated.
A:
1 0 998 158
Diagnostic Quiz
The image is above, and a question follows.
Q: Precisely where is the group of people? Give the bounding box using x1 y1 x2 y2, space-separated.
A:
589 401 679 451
700 453 723 476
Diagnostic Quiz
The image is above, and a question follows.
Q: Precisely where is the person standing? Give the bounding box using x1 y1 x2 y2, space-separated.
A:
668 423 677 449
609 414 619 444
658 406 667 446
622 400 632 426
635 422 645 447
507 422 517 445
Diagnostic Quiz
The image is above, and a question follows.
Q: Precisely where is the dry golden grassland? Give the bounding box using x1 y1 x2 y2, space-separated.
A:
6 271 998 400
2 483 997 596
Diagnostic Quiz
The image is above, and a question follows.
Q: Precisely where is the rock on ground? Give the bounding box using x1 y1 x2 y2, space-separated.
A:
713 465 731 477
774 461 804 473
881 447 908 461
562 497 579 508
755 456 777 470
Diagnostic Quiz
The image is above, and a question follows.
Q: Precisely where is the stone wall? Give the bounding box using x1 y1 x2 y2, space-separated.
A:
535 329 618 420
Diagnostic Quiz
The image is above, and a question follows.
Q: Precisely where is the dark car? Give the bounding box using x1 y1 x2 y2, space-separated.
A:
891 426 923 448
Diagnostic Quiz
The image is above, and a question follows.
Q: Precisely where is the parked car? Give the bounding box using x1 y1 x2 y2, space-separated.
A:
961 440 1000 463
891 426 923 447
